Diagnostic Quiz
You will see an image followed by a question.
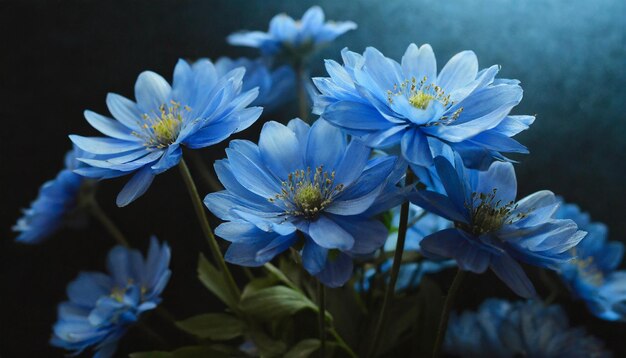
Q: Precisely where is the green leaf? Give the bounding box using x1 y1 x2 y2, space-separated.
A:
242 276 280 299
248 327 287 357
284 339 321 358
240 286 317 321
264 262 298 289
130 345 230 358
197 254 238 310
175 313 245 340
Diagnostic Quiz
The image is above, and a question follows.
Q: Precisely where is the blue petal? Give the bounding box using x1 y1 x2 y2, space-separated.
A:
401 43 437 84
436 51 478 92
489 254 537 298
70 135 144 155
84 111 137 141
259 121 304 179
106 93 143 130
308 214 355 250
134 71 171 113
333 139 371 186
476 161 517 204
150 144 181 175
302 239 328 275
67 272 112 306
420 228 468 260
227 146 281 198
409 190 468 224
338 218 388 255
116 166 155 207
305 119 346 170
322 101 393 130
401 128 433 166
315 252 354 288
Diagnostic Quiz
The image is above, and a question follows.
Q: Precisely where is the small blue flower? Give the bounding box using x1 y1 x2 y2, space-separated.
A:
556 200 626 321
51 237 171 358
410 156 586 297
313 44 534 170
13 147 89 244
357 204 455 292
445 299 611 358
70 59 262 206
204 118 404 287
227 6 357 57
215 56 296 111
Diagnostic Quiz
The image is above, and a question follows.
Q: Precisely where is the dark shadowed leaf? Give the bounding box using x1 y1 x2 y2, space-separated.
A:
176 313 245 340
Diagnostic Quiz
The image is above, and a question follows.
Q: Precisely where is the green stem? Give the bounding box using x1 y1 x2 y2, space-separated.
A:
178 159 241 301
367 170 414 357
317 280 326 357
329 328 357 358
296 62 309 122
88 200 130 247
432 269 466 358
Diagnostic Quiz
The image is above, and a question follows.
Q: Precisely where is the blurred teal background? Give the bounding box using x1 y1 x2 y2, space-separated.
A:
1 0 625 356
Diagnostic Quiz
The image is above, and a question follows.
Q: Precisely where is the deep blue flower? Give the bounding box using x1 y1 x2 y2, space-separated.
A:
410 156 585 297
227 6 357 57
445 299 611 358
357 204 455 292
70 59 262 207
556 200 626 321
51 237 171 358
13 147 89 244
204 118 404 287
214 57 296 112
313 44 534 170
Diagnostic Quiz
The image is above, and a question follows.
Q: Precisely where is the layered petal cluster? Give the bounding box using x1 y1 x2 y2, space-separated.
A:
204 118 402 287
13 147 89 244
445 299 611 358
313 45 534 170
556 201 626 321
410 156 586 297
357 204 455 292
227 6 356 57
215 57 296 111
70 59 262 206
51 238 171 358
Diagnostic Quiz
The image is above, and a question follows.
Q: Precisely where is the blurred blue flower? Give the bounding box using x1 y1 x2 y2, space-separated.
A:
313 45 534 170
70 59 262 207
51 237 171 358
214 56 296 112
445 299 611 358
410 156 586 297
227 6 357 58
556 201 626 321
13 147 89 244
357 204 455 292
204 118 404 287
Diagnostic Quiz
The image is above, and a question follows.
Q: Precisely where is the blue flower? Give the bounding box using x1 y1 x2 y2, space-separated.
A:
445 299 611 358
215 57 296 112
51 237 171 358
70 59 262 206
204 118 404 287
13 147 89 244
555 200 626 321
410 156 586 297
313 45 534 170
357 204 455 292
227 6 357 57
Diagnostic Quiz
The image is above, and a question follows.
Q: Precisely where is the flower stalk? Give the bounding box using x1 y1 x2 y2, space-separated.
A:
317 280 326 357
367 170 414 357
432 269 466 358
178 158 241 300
87 199 130 247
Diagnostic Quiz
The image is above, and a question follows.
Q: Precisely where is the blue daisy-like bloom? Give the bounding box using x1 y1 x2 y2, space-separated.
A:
204 118 404 287
215 57 296 112
555 200 626 321
51 237 171 358
70 59 262 207
445 299 611 358
13 147 89 244
357 204 455 292
313 44 534 170
410 156 586 297
227 6 357 57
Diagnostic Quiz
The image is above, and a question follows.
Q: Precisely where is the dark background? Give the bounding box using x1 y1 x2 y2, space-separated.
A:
1 0 625 356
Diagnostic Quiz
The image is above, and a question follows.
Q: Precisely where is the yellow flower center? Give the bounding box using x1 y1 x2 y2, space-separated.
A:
269 166 345 219
408 91 435 109
133 100 191 149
